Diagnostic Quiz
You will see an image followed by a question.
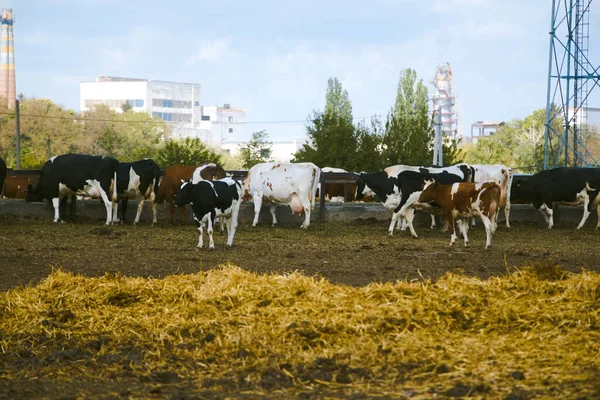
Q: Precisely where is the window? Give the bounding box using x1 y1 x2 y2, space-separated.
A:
152 98 162 107
164 99 173 108
201 115 210 121
152 112 162 119
228 116 234 123
228 128 233 133
135 99 144 107
194 101 200 106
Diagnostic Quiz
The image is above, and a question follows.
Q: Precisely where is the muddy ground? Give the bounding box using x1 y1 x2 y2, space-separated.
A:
1 214 599 292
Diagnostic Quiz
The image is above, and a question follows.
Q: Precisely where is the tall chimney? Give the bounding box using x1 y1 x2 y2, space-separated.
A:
0 8 16 109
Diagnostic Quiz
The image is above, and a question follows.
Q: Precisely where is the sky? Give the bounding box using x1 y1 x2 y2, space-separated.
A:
6 0 600 141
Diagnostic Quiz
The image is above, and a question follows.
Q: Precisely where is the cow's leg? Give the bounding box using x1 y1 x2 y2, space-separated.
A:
440 218 449 232
577 195 591 230
270 205 278 227
207 212 216 250
116 198 125 224
457 219 469 246
388 210 401 236
430 215 437 229
480 214 493 249
470 216 476 228
596 204 600 230
52 197 61 223
134 194 145 225
538 204 551 228
91 183 114 226
504 200 511 229
252 194 263 227
169 202 176 224
300 204 311 229
227 203 241 246
149 191 157 225
405 208 418 238
544 204 555 229
447 212 457 247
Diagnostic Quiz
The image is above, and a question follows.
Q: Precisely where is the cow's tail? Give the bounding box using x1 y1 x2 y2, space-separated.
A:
310 165 321 209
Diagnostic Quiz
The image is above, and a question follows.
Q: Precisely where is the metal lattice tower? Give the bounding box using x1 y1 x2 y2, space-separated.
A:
430 63 460 141
544 0 600 168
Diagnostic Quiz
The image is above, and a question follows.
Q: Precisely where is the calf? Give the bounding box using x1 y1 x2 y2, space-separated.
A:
156 163 226 224
2 176 36 199
418 181 501 249
26 154 118 225
242 162 320 229
115 159 161 225
457 163 513 228
511 167 600 229
389 169 466 237
174 178 242 249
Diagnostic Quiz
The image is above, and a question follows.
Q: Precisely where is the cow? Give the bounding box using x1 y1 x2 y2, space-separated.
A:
242 162 320 229
418 181 501 249
510 167 600 229
389 168 467 237
26 154 119 225
174 178 242 249
156 163 226 224
317 167 357 203
456 163 513 228
2 176 37 199
0 156 6 197
115 158 161 225
356 164 471 231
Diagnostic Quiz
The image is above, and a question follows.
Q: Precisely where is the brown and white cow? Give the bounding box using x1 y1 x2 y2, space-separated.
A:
418 181 501 249
156 163 226 224
2 176 36 199
242 162 320 228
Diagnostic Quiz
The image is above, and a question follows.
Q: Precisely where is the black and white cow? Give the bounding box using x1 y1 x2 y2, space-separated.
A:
511 167 600 229
0 156 6 197
115 158 161 225
389 168 468 237
26 154 119 224
355 164 471 232
174 178 242 249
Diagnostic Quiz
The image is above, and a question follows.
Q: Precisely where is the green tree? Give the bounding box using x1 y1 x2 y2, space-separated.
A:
121 101 133 112
239 130 273 169
382 69 433 166
294 77 362 171
155 138 222 168
324 77 353 123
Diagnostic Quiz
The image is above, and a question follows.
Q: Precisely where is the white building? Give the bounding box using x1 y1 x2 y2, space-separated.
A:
79 76 246 145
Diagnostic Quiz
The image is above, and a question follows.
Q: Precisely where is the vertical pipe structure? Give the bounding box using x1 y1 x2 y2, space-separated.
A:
544 0 599 169
0 8 16 109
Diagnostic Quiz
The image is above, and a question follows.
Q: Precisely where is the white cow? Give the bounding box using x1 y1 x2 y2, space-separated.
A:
242 162 321 229
457 163 513 228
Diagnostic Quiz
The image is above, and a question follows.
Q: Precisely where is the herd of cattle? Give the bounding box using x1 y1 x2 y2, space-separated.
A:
1 154 600 250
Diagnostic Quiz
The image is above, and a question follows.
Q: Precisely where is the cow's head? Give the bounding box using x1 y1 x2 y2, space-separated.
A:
174 181 192 207
241 175 252 201
355 172 368 201
510 178 530 204
25 183 44 203
456 164 474 182
418 180 438 203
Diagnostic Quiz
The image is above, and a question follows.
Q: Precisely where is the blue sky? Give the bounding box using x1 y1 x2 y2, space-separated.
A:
7 0 600 141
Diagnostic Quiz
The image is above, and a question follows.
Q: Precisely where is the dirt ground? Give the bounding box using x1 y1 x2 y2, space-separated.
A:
1 213 599 292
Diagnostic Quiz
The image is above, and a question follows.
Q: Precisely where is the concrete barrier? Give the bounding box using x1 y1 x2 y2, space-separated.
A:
0 198 597 228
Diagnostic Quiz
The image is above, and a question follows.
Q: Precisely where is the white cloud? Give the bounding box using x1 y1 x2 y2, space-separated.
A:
186 39 233 65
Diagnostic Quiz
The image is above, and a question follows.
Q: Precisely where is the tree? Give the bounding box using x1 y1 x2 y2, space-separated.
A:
239 130 273 169
382 69 433 166
294 77 363 171
121 101 133 112
324 77 353 123
155 138 222 168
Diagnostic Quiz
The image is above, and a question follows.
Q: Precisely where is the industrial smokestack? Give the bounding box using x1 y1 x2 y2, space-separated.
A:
0 8 16 109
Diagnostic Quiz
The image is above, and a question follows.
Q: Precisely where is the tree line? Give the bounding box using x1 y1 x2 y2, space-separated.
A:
2 69 598 174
